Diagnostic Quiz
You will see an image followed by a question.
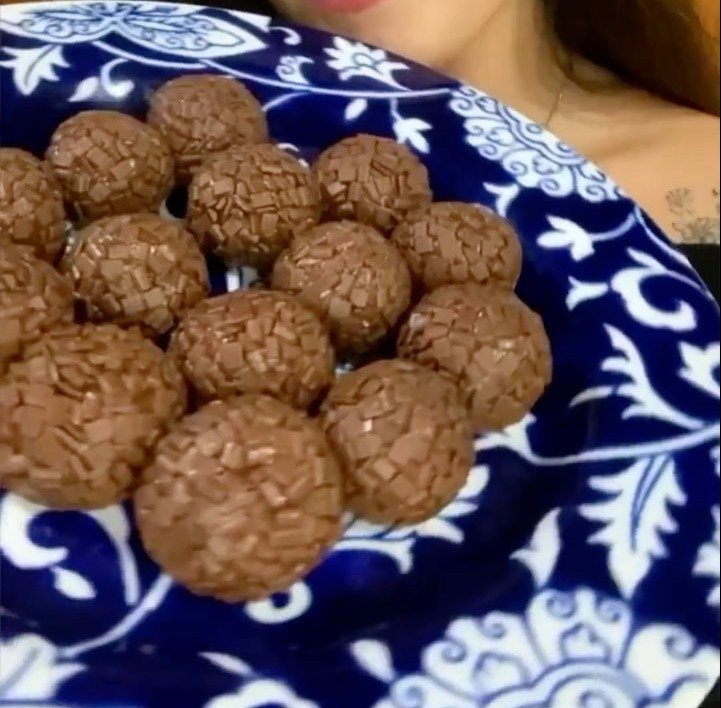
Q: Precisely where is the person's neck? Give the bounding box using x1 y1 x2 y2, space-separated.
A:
445 0 563 124
444 0 627 129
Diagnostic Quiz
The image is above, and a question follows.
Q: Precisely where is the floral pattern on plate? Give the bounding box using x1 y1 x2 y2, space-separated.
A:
0 3 719 707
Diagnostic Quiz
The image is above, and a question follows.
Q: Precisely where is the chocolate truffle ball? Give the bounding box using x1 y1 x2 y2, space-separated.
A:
46 110 174 223
0 324 186 509
0 244 74 372
390 202 522 291
187 144 321 269
0 148 66 261
272 221 412 356
313 134 432 233
63 214 209 337
170 290 335 408
398 283 552 431
135 395 342 602
322 360 473 525
148 74 268 184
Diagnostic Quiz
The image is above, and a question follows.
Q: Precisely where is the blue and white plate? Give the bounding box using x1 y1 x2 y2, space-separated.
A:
1 3 720 706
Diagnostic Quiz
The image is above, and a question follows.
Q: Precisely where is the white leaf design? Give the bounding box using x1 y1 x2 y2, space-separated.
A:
99 58 133 98
483 182 521 218
580 456 687 598
570 385 615 408
325 37 408 88
51 567 96 601
0 45 68 96
393 117 431 154
512 508 562 587
336 465 489 572
205 680 318 708
0 634 83 700
344 97 369 122
350 640 397 683
611 248 699 332
694 507 720 609
678 342 720 400
538 216 594 261
68 75 99 102
538 212 637 263
571 325 705 431
566 277 610 311
201 652 253 678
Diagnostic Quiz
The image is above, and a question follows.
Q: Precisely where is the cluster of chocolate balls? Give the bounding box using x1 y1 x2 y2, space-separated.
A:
0 74 551 603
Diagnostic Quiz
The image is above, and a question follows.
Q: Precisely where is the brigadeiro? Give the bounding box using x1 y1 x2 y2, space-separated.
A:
0 244 74 372
313 134 432 233
0 148 66 262
63 214 209 337
187 143 321 269
322 360 473 525
272 221 412 356
0 324 186 509
390 202 523 292
148 74 268 184
135 395 342 602
398 283 552 431
46 110 174 223
170 290 335 408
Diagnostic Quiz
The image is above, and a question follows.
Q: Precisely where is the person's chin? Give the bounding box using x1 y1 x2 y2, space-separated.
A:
275 0 389 36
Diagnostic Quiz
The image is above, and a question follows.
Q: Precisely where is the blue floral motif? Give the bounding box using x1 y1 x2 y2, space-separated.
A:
325 36 409 88
352 588 720 708
0 634 83 704
449 85 624 204
0 3 719 707
352 518 720 707
1 2 268 57
200 653 319 707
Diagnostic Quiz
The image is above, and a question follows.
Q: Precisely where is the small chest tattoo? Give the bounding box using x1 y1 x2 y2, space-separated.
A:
666 188 720 245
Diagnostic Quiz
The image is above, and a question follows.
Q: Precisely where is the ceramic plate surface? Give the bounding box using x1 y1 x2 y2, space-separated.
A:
1 3 720 706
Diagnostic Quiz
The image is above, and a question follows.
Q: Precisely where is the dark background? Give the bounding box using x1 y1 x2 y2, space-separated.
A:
207 0 721 704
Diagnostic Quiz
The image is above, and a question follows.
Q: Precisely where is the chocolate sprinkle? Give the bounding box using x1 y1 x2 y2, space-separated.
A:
170 289 335 408
390 202 523 291
398 283 552 431
135 395 342 602
0 148 66 262
0 324 186 509
313 134 432 233
0 244 74 373
272 221 412 356
46 111 174 223
63 213 209 337
148 74 269 184
322 360 473 524
187 144 321 268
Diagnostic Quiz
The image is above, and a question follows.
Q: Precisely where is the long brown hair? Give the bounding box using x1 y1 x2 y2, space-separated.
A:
542 0 720 116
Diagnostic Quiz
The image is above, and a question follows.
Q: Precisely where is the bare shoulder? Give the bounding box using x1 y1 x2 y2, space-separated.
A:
600 107 720 244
